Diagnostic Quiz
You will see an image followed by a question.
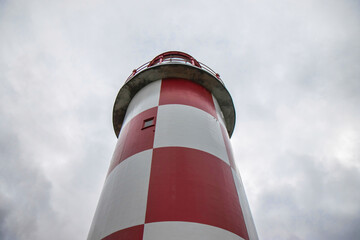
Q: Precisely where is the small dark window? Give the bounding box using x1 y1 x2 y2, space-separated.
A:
142 117 155 129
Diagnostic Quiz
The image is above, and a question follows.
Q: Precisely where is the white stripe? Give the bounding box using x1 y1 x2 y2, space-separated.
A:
154 104 229 165
143 221 245 240
231 169 259 240
123 80 161 126
87 150 152 240
212 94 226 128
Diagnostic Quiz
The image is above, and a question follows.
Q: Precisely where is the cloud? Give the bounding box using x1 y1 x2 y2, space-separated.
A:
0 0 359 239
0 116 54 240
254 153 360 239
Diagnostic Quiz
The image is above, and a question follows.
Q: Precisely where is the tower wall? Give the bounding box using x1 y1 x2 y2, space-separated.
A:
88 77 258 240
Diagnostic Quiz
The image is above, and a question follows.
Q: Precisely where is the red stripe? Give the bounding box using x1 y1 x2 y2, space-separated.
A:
159 78 217 118
107 107 157 176
146 147 249 239
102 224 144 240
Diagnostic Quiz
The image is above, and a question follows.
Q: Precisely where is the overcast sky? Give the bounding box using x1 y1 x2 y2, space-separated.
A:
1 0 359 239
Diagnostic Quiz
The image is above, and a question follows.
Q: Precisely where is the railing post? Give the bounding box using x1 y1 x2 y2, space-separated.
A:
127 53 222 85
132 69 137 77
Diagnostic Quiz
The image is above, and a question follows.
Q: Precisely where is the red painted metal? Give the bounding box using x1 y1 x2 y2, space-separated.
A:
146 147 249 240
159 78 217 118
107 107 158 176
102 224 144 240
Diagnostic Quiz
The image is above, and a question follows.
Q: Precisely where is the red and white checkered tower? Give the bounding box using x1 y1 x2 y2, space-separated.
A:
88 51 258 240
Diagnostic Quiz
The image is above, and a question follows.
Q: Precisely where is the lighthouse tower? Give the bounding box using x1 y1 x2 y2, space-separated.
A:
88 51 258 240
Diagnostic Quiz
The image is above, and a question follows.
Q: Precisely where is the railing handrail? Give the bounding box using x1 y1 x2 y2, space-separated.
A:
125 54 223 85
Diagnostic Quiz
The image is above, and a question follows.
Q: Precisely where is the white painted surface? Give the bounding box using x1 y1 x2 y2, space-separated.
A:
231 169 259 240
143 221 245 240
212 94 226 128
122 80 161 127
154 104 229 165
87 150 152 240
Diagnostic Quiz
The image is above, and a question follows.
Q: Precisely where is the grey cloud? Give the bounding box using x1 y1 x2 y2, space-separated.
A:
0 118 54 240
0 197 15 240
1 0 359 239
255 153 360 239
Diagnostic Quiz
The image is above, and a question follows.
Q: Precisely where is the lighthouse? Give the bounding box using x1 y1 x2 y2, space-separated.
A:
88 51 258 240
